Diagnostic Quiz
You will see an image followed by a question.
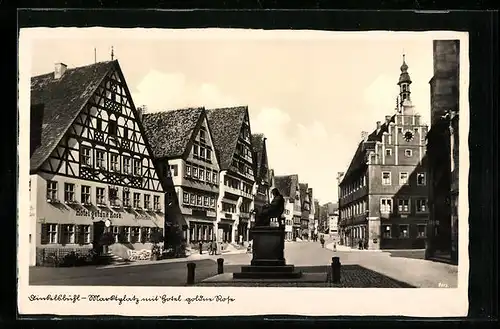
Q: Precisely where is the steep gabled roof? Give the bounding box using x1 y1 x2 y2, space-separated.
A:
206 106 248 170
274 174 299 199
299 183 308 206
142 107 204 159
340 114 396 185
251 133 265 182
30 61 117 172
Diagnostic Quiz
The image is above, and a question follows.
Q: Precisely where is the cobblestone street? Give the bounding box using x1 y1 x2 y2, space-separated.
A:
30 239 457 288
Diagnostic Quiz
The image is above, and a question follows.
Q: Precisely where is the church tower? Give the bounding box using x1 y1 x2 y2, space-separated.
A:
398 54 413 113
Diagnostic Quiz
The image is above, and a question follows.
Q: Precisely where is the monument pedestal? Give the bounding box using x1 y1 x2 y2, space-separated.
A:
233 225 302 279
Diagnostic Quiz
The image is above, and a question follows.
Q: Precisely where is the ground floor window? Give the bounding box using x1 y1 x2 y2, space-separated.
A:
399 224 410 238
61 224 75 245
417 224 426 238
382 225 392 238
131 227 140 243
40 223 59 244
76 225 91 245
112 226 120 243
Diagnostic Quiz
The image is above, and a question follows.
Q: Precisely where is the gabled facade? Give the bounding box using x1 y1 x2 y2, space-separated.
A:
299 183 311 239
274 174 300 241
206 106 257 244
338 55 429 250
29 61 165 266
251 133 271 214
307 188 315 239
142 107 221 245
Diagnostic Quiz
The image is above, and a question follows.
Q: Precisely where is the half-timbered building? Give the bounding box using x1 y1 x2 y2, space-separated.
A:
251 133 271 216
274 174 300 241
142 107 221 245
29 61 165 266
206 106 257 244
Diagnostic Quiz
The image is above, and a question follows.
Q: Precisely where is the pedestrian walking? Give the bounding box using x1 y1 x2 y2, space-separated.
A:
320 236 325 248
199 241 203 255
333 242 337 252
210 240 217 255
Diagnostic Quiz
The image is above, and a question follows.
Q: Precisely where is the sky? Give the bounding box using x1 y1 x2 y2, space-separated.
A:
25 28 440 204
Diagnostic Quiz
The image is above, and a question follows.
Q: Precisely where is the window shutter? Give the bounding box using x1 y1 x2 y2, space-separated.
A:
57 224 63 245
40 224 49 245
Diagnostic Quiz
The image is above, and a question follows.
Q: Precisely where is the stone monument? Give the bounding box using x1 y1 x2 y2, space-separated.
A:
233 215 302 279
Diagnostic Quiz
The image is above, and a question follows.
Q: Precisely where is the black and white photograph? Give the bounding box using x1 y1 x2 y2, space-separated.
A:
18 27 469 317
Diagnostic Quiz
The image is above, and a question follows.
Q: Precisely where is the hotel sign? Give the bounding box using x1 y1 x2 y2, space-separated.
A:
75 209 122 220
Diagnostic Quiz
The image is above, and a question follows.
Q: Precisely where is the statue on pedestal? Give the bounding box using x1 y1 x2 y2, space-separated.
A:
252 188 285 227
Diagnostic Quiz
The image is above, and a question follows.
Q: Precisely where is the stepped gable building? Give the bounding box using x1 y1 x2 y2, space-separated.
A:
338 55 429 250
274 174 300 241
425 40 460 264
29 60 165 266
299 183 311 239
206 106 257 244
142 107 221 244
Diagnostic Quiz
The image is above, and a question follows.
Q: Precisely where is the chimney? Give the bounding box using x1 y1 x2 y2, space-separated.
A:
361 131 369 141
54 63 67 79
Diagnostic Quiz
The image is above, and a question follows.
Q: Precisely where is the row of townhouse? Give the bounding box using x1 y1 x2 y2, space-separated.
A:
28 59 277 265
273 174 316 241
337 55 429 250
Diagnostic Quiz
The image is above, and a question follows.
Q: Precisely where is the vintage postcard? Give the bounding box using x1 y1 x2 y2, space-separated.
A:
18 27 469 317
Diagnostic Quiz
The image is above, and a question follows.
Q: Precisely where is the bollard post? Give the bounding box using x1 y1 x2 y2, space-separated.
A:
217 258 224 274
187 262 196 285
331 256 341 284
199 242 203 255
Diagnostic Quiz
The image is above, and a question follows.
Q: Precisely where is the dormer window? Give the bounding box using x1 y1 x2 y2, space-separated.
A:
108 119 117 136
199 130 206 141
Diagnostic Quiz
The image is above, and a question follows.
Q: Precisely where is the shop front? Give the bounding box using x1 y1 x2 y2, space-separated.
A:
218 218 235 243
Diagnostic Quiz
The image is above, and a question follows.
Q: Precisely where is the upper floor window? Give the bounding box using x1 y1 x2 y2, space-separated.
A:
404 149 413 157
80 147 92 166
200 146 206 159
190 194 196 205
96 150 106 169
96 118 102 131
210 197 216 208
204 196 209 207
192 167 198 179
144 194 151 210
416 198 428 213
170 165 178 177
108 120 118 136
46 181 58 200
382 172 391 185
417 172 426 186
183 192 189 204
385 149 392 156
110 154 120 171
398 199 410 213
199 129 206 141
81 185 91 204
153 195 161 211
199 168 205 181
123 157 131 174
96 187 106 205
185 164 191 177
212 172 218 184
123 190 131 207
380 198 392 213
133 159 142 176
206 149 212 161
64 183 75 202
193 145 199 156
399 172 409 185
133 193 141 208
197 195 202 206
